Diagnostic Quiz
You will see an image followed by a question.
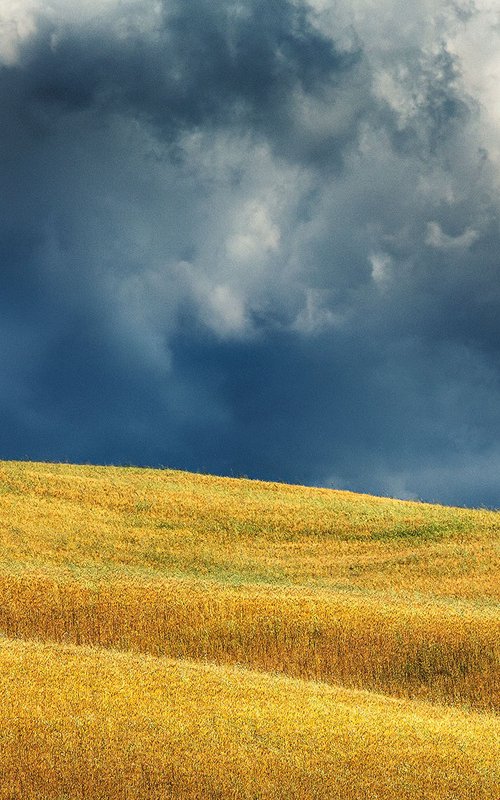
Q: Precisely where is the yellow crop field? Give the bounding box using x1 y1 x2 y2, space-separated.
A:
0 459 498 798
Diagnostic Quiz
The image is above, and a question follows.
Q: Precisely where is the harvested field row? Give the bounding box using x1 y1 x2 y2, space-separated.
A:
0 571 497 710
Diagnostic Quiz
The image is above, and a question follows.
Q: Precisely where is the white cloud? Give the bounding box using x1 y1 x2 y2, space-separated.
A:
206 284 248 337
0 0 163 64
425 221 479 250
370 252 392 284
176 261 250 339
0 0 37 65
445 0 500 170
225 201 280 264
293 288 339 334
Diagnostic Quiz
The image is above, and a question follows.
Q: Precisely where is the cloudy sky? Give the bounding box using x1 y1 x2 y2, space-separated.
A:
2 0 500 506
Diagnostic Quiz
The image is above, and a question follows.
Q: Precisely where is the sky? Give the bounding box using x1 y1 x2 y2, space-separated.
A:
1 0 500 507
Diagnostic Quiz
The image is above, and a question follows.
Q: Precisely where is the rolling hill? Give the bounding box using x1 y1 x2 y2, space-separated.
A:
0 459 498 799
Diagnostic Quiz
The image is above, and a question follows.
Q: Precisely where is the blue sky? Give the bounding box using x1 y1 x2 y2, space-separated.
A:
2 0 500 506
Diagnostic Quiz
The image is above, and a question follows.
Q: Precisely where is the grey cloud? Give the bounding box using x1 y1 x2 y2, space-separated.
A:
14 0 362 168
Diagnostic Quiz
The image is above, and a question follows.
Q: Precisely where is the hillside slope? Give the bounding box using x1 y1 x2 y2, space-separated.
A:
1 636 498 800
0 460 498 799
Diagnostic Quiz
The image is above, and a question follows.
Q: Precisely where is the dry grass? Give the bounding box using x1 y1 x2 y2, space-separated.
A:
0 459 498 798
0 459 498 707
0 572 497 709
1 460 499 599
0 636 498 800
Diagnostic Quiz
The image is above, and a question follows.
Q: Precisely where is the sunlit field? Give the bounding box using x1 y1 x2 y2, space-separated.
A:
0 460 498 798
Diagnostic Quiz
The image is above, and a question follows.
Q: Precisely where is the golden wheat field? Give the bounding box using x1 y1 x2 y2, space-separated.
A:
0 459 498 799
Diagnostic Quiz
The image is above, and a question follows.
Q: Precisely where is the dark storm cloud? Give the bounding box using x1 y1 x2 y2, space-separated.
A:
15 0 361 164
2 0 500 506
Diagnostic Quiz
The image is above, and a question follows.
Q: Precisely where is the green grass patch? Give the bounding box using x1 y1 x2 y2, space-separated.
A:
372 518 469 542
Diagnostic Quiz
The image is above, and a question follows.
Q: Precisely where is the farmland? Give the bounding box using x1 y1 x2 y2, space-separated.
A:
0 459 498 798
